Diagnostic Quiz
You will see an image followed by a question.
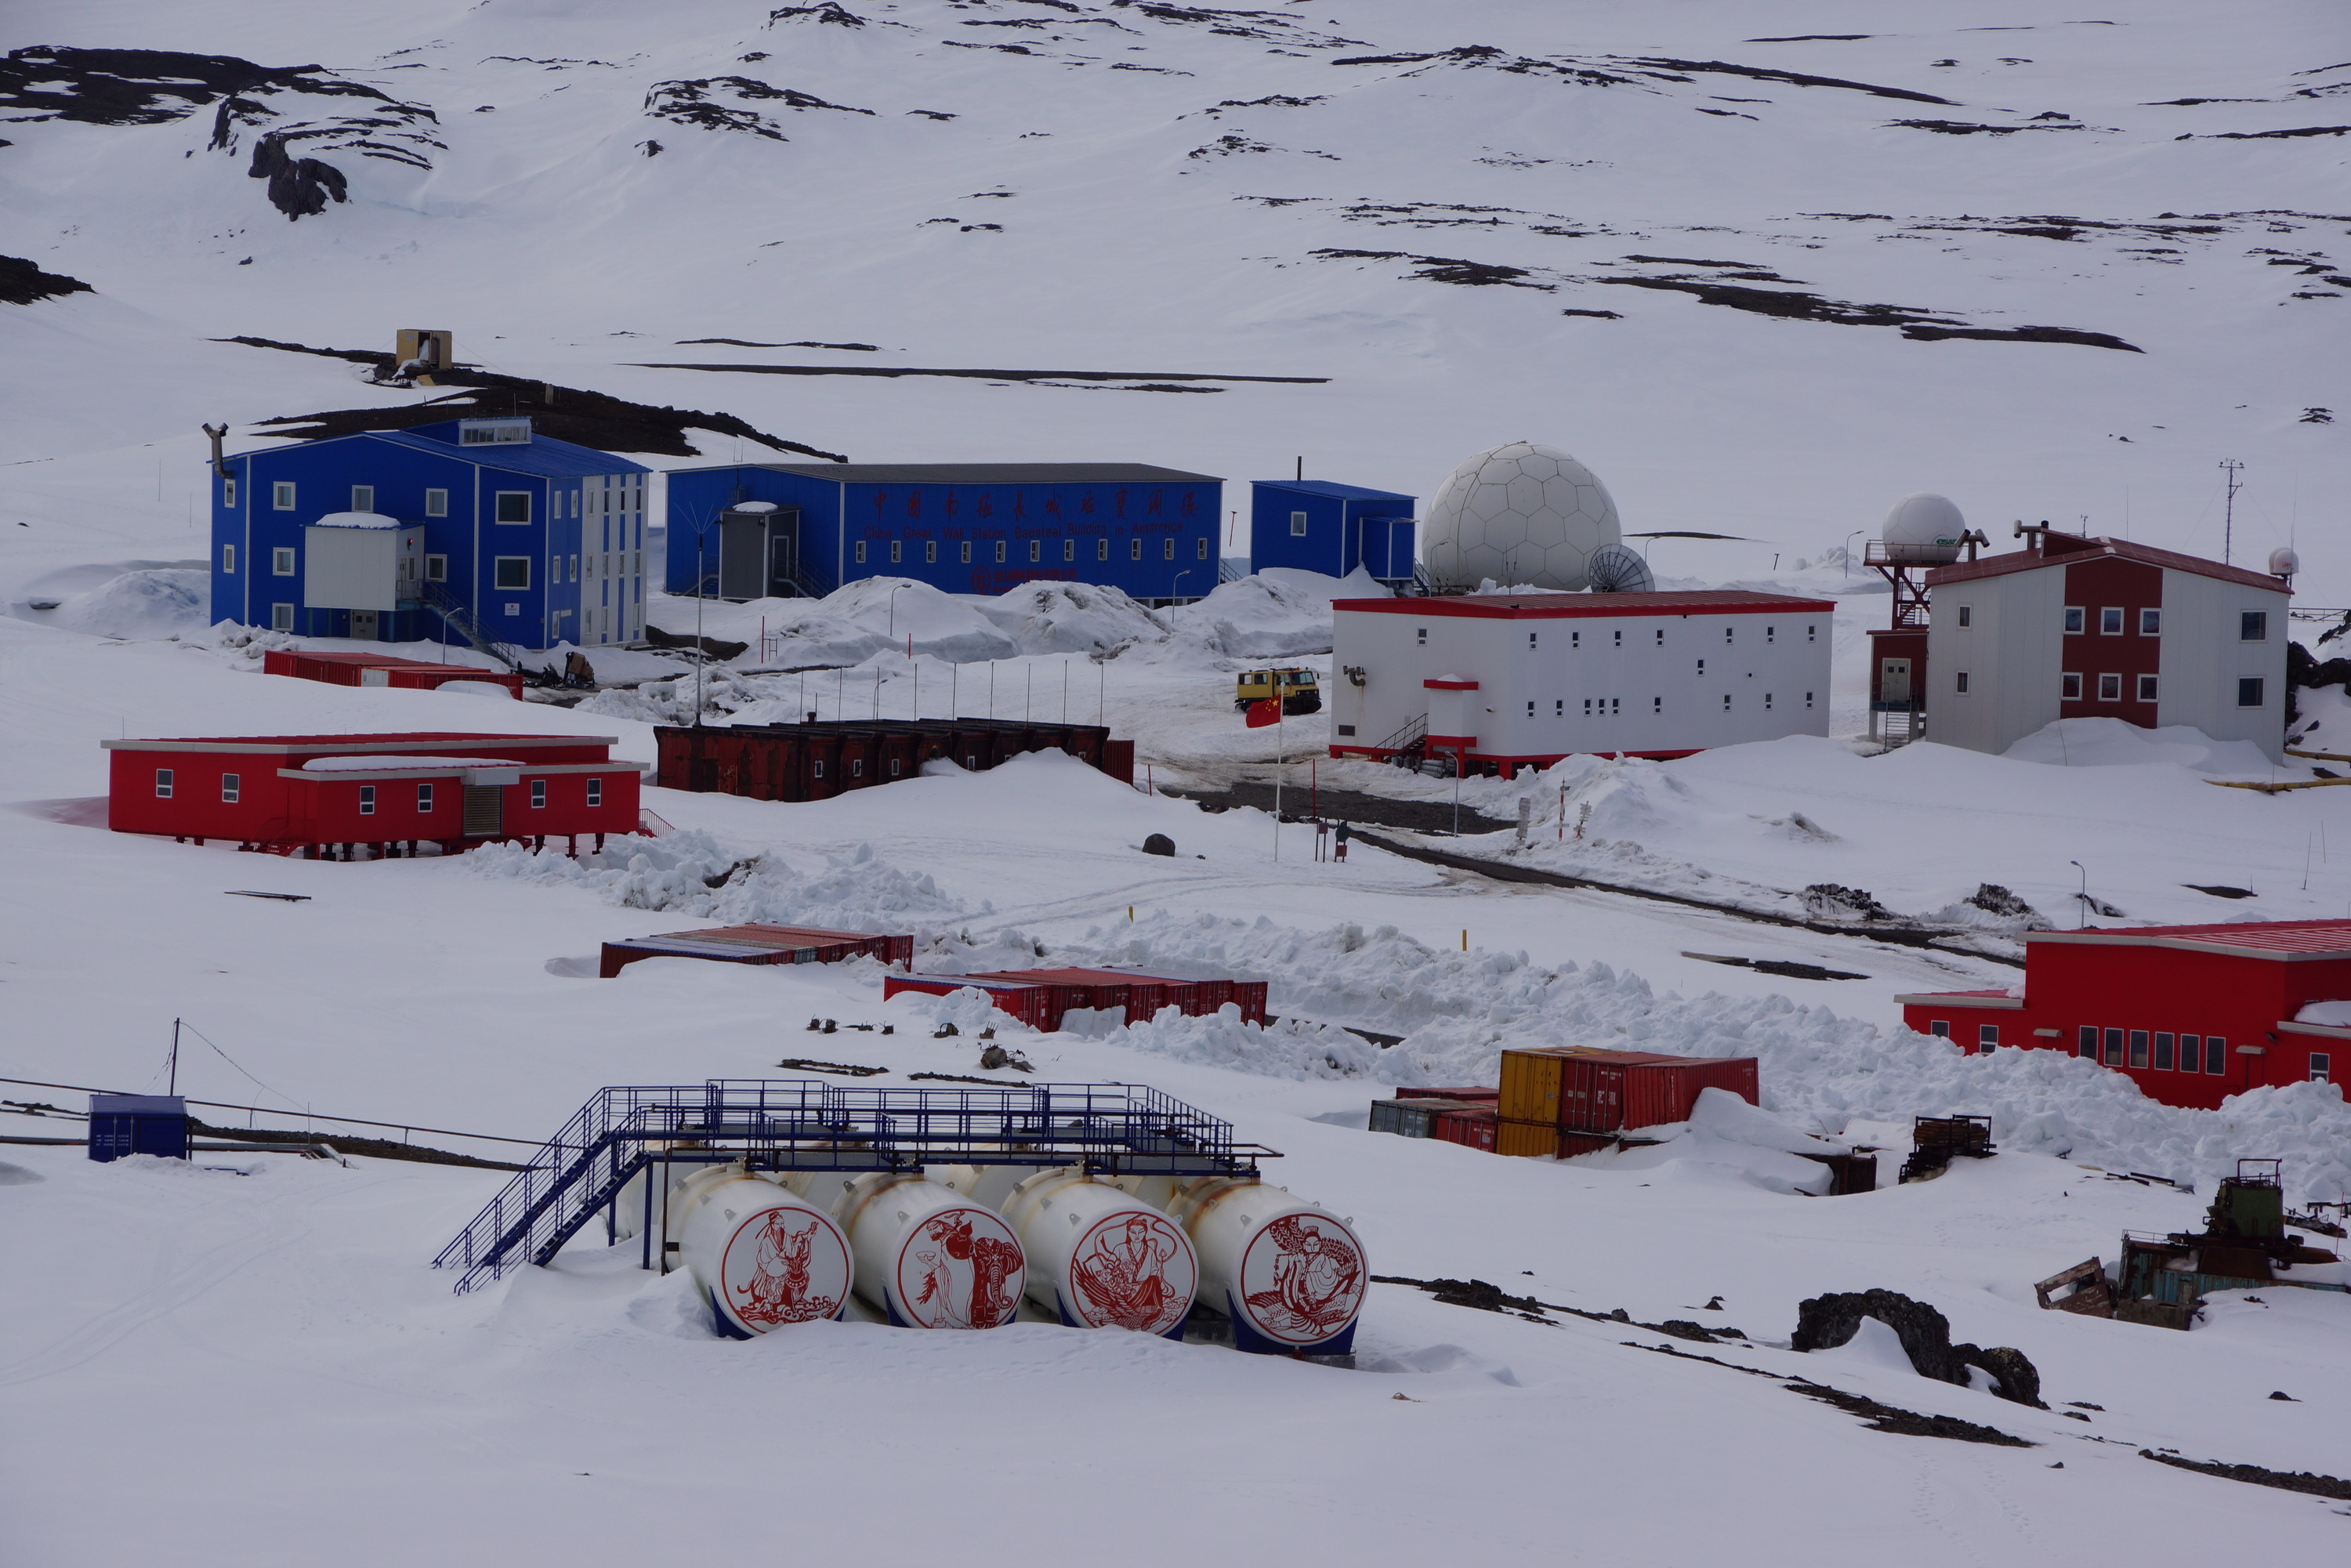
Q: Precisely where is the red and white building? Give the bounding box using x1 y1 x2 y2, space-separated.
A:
1922 531 2291 759
103 732 639 856
1328 590 1835 773
1898 919 2351 1110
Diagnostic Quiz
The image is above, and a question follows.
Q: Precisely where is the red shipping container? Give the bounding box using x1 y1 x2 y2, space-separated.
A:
1429 1106 1498 1151
1556 1052 1760 1132
882 975 1056 1030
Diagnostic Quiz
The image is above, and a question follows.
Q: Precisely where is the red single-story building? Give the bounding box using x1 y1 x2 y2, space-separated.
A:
263 649 524 699
1898 920 2351 1110
103 732 639 857
601 924 913 979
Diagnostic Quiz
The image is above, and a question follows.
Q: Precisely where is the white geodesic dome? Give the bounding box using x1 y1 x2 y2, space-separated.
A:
1419 442 1621 592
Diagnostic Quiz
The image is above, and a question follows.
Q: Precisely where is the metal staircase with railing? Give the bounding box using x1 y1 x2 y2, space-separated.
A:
431 1078 1273 1295
1372 712 1429 769
416 581 527 673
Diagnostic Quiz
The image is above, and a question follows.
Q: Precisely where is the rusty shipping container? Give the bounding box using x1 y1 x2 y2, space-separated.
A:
655 719 1135 804
880 975 1059 1031
600 922 912 979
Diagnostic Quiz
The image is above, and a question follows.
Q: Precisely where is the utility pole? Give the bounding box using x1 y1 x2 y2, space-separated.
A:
2219 460 2244 565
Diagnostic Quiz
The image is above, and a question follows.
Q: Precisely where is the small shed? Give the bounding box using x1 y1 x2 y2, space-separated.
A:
88 1094 190 1162
263 649 523 698
600 923 913 978
1249 480 1416 582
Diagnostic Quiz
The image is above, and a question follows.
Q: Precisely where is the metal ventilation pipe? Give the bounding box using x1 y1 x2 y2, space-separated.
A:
203 422 228 478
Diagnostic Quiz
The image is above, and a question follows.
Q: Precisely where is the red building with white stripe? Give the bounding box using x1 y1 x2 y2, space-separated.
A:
1898 920 2351 1109
103 732 639 857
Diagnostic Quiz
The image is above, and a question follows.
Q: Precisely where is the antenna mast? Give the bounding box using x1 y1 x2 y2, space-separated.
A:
168 1017 181 1095
2219 459 2244 565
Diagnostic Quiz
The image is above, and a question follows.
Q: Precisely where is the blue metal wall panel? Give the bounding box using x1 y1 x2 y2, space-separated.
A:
666 469 1220 600
1250 482 1413 578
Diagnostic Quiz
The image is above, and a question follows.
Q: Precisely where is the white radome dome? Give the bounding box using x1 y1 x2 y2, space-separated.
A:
1880 494 1966 564
1419 442 1621 591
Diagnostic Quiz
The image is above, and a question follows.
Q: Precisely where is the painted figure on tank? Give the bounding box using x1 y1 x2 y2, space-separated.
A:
1073 1212 1187 1334
1243 1215 1364 1342
739 1207 835 1327
909 1212 1023 1329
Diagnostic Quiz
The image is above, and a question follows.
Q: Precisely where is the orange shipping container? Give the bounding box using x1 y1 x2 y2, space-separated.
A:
1495 1118 1561 1159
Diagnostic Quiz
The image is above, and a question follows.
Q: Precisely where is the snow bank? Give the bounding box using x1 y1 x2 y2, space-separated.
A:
2002 718 2285 776
468 830 975 931
1059 909 2351 1201
971 581 1168 656
16 567 211 639
1161 571 1342 658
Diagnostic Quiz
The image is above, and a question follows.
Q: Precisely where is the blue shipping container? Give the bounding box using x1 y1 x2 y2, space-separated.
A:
87 1094 190 1162
1250 480 1415 581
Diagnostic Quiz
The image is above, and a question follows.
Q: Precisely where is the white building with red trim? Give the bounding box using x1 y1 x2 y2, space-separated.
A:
1328 590 1835 773
1922 531 2291 759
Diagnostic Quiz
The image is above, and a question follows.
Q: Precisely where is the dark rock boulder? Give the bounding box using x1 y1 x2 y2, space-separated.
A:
1142 833 1176 856
1792 1288 2045 1407
248 130 347 219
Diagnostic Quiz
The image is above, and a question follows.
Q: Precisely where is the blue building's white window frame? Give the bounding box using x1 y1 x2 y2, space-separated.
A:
272 482 296 511
425 488 448 518
271 603 294 631
494 491 531 525
1290 510 1308 537
221 544 237 574
425 553 447 582
1097 538 1109 562
350 484 374 512
223 477 237 508
273 547 296 576
494 556 531 590
1129 539 1142 561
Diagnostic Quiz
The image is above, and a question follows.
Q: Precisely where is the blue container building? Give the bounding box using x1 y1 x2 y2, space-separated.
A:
87 1094 190 1162
210 417 650 654
1249 480 1417 584
664 462 1223 604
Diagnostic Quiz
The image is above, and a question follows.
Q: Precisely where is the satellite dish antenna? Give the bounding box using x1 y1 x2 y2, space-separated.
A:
1585 542 1655 593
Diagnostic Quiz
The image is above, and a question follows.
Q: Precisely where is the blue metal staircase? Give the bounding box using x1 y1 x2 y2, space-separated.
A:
432 1079 1270 1294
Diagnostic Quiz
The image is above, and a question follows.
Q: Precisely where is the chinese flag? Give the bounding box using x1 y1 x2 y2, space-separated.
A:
1244 697 1282 728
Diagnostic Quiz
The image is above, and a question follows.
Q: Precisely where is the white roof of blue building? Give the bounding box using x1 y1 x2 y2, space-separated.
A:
679 462 1219 484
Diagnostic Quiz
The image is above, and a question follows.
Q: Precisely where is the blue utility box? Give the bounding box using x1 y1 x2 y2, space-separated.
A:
87 1094 190 1162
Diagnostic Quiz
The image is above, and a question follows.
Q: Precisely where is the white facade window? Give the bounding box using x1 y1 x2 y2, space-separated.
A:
1978 1024 1998 1048
2063 606 2085 633
1029 540 1041 563
1654 697 1663 713
1656 628 1665 646
272 603 294 631
1290 511 1308 537
961 541 972 564
418 783 434 813
1723 626 1733 644
350 485 374 512
997 541 1008 564
1695 659 1704 676
2062 672 2082 700
221 773 239 804
1571 632 1580 648
1765 693 1773 710
1612 629 1621 646
1555 700 1563 715
2139 607 2161 636
494 492 530 524
1097 538 1110 562
530 780 546 809
1722 693 1731 710
1956 605 1971 628
2314 1052 2332 1083
587 778 603 807
2097 673 2121 701
222 544 237 574
1527 632 1538 650
2238 677 2266 708
2099 607 2124 635
856 541 868 564
570 555 579 583
1415 628 1426 646
1806 625 1816 642
2241 610 2268 642
273 547 295 575
494 557 531 590
1804 692 1813 709
358 785 375 817
1956 672 1971 693
2136 674 2159 702
273 481 295 510
892 541 904 564
154 769 173 798
1164 538 1176 561
1766 625 1777 642
223 478 237 508
425 488 448 518
425 554 447 582
1527 701 1536 717
1131 539 1143 561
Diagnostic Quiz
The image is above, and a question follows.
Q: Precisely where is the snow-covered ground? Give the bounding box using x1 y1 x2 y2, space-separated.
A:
6 2 2351 1563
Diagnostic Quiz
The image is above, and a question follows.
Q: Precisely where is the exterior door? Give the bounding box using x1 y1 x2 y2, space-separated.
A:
768 525 799 598
1880 658 1911 704
350 610 379 640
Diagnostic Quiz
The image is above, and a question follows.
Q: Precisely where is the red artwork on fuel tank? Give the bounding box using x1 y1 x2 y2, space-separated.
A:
1070 1211 1195 1334
901 1208 1024 1328
1239 1214 1364 1343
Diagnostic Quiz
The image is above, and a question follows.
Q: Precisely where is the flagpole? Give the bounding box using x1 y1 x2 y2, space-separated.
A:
1273 695 1284 863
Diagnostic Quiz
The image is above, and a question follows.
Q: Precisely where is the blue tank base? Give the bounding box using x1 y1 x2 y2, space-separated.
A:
1225 1287 1359 1356
708 1286 752 1341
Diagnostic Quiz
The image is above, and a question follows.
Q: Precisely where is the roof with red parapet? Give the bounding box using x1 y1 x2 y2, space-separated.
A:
2029 919 2351 961
1924 532 2290 595
1332 589 1834 619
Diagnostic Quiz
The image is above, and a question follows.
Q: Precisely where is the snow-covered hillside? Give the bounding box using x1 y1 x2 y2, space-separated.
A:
2 0 2345 600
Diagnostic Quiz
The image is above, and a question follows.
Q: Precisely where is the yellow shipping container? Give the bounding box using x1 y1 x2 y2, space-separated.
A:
1495 1118 1562 1159
1498 1048 1577 1124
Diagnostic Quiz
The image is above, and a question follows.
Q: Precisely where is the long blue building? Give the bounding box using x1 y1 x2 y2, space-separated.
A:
209 417 650 652
1248 480 1417 583
664 462 1223 603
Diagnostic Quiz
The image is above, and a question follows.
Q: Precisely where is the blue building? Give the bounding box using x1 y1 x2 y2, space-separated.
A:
1249 480 1416 583
209 418 650 652
664 462 1223 604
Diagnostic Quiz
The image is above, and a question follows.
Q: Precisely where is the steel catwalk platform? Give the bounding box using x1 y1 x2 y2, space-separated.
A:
432 1079 1275 1295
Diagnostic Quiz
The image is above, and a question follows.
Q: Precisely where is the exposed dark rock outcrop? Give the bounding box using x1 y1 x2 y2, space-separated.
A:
1793 1289 2046 1407
248 129 348 219
0 255 93 306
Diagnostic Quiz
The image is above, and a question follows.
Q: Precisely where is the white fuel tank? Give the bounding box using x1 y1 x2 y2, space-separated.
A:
829 1173 1026 1330
672 1169 853 1338
1162 1176 1367 1354
1000 1170 1198 1337
926 1161 1052 1211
